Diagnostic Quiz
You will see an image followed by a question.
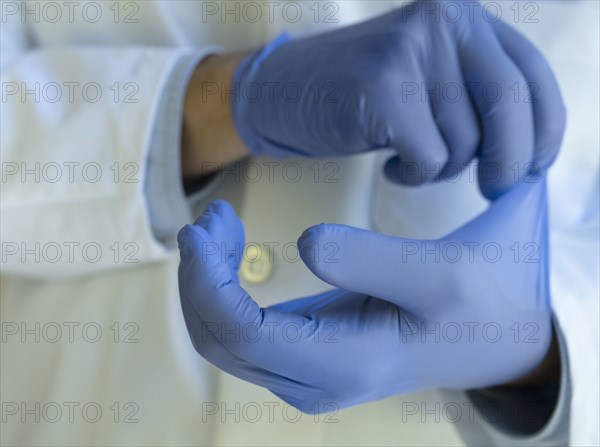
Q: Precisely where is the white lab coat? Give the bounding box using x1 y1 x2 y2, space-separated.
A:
1 1 598 446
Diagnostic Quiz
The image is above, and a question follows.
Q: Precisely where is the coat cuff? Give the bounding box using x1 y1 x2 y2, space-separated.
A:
438 316 570 446
144 47 222 248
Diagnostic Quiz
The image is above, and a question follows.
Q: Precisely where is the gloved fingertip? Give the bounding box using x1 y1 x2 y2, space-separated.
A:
296 228 313 251
178 222 210 247
177 225 196 260
384 155 450 186
177 224 193 245
382 154 399 170
196 200 242 231
206 199 233 215
297 223 330 252
194 212 212 229
478 169 514 201
297 226 321 269
382 156 404 185
479 184 502 201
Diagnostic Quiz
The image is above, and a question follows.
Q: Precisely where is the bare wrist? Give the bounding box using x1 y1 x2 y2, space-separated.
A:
181 52 251 188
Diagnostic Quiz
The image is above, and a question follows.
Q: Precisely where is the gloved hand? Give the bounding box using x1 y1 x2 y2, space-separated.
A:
177 177 552 413
232 1 566 199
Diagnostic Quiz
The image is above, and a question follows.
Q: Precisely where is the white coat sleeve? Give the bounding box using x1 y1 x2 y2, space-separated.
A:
0 22 218 278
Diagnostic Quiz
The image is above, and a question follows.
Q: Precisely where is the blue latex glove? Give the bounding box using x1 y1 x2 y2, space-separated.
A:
177 177 552 413
232 1 566 199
